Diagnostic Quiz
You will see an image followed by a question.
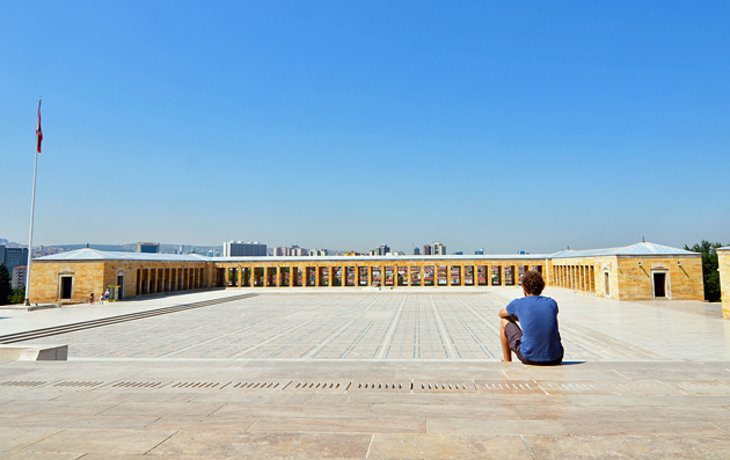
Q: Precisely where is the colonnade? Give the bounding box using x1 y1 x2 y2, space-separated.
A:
552 264 595 292
136 266 207 295
220 262 546 288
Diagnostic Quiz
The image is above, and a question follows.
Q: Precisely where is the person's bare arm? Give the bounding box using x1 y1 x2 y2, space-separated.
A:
498 308 516 321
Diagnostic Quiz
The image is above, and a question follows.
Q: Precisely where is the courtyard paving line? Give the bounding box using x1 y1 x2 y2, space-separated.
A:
271 294 377 359
428 295 458 359
413 296 420 358
300 320 355 359
229 302 348 359
560 321 664 360
260 294 370 359
160 310 298 357
452 296 497 359
0 289 252 336
91 307 270 358
376 296 406 359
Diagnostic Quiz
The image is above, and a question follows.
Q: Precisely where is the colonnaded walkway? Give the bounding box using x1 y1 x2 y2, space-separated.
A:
1 288 730 458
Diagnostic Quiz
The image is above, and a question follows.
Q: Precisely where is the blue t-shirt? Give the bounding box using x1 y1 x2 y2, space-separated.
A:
506 295 563 363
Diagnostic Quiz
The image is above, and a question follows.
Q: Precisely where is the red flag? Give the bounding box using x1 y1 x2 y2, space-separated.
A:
36 99 43 154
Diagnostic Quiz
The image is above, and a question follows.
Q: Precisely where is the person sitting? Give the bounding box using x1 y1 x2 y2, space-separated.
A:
498 270 563 365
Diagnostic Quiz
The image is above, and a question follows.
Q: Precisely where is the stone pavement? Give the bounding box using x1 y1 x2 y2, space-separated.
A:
0 289 245 337
1 360 729 458
2 289 730 458
17 288 730 361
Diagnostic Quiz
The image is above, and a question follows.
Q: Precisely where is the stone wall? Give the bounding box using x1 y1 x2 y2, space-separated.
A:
28 253 706 303
719 249 730 319
30 261 105 304
616 256 704 301
549 256 616 297
30 260 216 303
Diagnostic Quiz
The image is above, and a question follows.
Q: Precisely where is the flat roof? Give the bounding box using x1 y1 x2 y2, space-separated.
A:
550 241 698 259
36 247 550 263
216 253 551 262
35 248 209 262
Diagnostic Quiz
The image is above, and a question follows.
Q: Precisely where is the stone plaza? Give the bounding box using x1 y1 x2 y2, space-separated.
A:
2 287 730 458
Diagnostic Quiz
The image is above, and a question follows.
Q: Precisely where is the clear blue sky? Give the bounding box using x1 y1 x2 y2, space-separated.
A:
1 1 728 253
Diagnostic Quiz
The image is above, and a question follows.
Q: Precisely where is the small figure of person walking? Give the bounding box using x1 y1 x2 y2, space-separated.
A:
104 289 110 303
89 292 95 304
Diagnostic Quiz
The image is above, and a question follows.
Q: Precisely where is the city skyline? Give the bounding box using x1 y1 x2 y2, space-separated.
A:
2 2 729 252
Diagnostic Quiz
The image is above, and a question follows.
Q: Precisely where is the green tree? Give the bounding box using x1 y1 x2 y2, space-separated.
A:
0 265 11 305
10 288 25 305
684 241 724 302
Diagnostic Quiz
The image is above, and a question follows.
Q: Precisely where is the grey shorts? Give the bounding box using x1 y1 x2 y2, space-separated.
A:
504 321 528 363
504 321 562 366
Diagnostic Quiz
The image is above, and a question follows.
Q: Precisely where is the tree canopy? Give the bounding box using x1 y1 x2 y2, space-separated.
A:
684 241 724 302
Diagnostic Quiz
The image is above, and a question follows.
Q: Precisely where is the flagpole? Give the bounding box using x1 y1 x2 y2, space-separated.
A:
23 151 38 305
24 99 41 306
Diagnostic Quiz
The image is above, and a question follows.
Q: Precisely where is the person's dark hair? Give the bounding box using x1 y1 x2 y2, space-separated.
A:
522 270 545 295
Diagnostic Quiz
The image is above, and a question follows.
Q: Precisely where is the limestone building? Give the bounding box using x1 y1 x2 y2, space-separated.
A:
719 247 730 319
29 241 704 305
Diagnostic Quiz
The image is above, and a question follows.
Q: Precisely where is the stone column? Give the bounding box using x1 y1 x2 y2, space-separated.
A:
567 266 572 289
572 266 576 289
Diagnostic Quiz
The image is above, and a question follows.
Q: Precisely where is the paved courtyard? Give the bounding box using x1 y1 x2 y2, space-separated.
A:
15 287 730 361
2 288 730 458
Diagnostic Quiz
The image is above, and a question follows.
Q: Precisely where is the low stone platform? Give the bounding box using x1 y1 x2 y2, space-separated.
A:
1 359 729 458
0 344 68 361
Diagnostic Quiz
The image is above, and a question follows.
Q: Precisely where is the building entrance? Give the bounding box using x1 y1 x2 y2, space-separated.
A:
653 272 667 298
117 275 124 299
60 276 73 299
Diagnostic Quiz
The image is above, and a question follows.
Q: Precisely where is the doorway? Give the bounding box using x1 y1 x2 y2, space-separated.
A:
117 274 124 299
60 276 73 299
652 271 668 298
604 272 610 296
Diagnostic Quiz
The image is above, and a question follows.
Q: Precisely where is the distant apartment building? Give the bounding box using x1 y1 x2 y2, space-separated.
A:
273 245 310 257
370 244 390 256
422 244 432 256
11 265 27 289
0 246 29 276
292 246 309 257
432 242 446 255
223 241 267 257
309 249 328 257
136 242 160 253
413 247 421 255
453 251 464 255
474 248 484 255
